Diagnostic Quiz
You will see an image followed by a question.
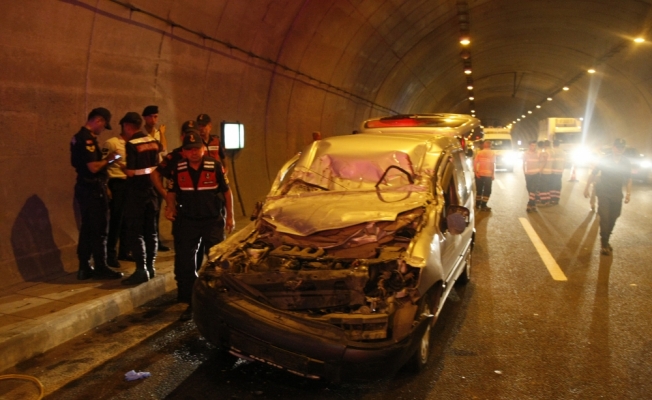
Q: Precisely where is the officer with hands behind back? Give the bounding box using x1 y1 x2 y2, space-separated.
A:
164 131 235 321
70 107 124 280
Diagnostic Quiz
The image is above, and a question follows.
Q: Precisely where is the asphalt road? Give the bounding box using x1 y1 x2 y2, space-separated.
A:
8 165 652 399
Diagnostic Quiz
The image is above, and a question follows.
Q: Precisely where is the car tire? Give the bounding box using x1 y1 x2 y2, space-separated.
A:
457 246 472 285
406 291 438 372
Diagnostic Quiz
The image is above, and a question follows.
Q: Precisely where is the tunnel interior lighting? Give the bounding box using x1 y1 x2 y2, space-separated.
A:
547 97 553 101
527 110 532 114
536 105 541 108
634 37 645 43
464 68 472 74
588 68 596 74
469 96 474 100
467 85 473 90
460 36 471 46
222 122 245 150
563 86 569 91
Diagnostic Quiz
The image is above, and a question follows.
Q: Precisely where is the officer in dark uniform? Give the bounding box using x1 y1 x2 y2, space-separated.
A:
70 107 124 280
196 113 226 164
121 112 162 285
584 138 632 256
164 131 235 320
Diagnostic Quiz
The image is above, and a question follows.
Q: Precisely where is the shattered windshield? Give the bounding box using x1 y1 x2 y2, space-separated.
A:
276 150 426 196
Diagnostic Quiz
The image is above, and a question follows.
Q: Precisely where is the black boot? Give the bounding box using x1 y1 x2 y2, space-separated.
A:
122 267 150 285
77 263 94 280
93 265 124 280
147 265 156 278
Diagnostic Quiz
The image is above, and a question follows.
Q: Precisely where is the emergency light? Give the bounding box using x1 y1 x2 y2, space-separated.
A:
222 122 245 150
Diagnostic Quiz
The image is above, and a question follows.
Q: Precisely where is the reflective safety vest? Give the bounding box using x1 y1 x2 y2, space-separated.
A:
474 149 495 177
523 150 541 175
173 157 227 219
204 135 225 162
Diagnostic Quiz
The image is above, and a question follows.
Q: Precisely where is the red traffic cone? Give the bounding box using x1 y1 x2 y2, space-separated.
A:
568 165 578 182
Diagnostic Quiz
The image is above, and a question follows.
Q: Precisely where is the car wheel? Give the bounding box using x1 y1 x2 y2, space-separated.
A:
457 247 472 285
407 292 437 372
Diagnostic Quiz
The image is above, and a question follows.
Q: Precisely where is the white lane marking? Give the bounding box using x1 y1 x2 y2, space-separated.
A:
494 179 505 190
518 218 568 281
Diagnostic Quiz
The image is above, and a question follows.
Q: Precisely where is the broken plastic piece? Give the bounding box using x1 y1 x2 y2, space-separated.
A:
125 370 151 381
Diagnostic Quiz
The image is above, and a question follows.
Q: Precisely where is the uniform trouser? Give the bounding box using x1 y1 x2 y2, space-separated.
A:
475 176 493 206
539 173 552 203
74 182 109 267
550 173 563 202
124 196 158 271
173 216 225 304
525 174 539 207
597 195 623 246
107 178 128 260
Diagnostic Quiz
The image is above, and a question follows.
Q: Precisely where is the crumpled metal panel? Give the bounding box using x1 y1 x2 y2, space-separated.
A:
261 190 430 236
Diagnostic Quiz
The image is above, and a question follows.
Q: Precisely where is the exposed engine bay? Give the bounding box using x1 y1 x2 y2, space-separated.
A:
204 207 427 341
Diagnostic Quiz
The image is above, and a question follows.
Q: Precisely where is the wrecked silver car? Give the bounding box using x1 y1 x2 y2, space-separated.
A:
193 130 476 382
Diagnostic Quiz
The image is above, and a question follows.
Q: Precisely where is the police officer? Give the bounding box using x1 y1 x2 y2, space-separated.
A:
70 107 124 280
164 131 235 320
142 105 170 252
196 113 226 164
121 112 161 285
584 138 632 256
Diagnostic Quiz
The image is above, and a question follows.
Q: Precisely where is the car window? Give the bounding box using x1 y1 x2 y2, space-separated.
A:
438 154 461 232
451 150 470 203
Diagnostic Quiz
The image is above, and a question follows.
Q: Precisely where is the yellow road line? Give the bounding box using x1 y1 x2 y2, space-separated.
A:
518 217 568 281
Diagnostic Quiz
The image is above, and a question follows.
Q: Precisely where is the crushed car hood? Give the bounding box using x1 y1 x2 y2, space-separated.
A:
262 189 430 236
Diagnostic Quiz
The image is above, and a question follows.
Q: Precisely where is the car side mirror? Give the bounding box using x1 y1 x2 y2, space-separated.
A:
446 205 470 235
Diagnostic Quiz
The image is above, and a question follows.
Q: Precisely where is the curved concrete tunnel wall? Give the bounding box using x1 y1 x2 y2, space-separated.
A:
1 0 652 288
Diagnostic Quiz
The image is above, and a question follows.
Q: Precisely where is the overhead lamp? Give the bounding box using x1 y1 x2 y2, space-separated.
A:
460 35 471 46
471 114 476 117
517 118 521 121
634 37 645 43
563 86 569 91
471 110 475 113
467 85 474 90
536 105 541 108
464 68 472 75
512 121 516 124
547 97 553 101
528 111 532 114
522 115 526 118
579 117 584 121
588 68 596 74
469 96 475 101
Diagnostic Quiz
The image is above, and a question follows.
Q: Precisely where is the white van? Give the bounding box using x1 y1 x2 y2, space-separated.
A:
482 128 517 171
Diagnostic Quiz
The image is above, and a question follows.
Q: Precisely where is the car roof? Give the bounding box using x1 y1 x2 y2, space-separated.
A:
360 113 481 137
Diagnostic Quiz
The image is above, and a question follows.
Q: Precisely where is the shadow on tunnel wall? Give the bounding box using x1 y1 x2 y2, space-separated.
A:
10 195 67 282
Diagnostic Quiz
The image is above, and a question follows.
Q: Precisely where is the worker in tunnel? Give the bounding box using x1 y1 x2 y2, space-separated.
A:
164 131 235 321
70 107 124 280
474 140 496 211
583 138 633 256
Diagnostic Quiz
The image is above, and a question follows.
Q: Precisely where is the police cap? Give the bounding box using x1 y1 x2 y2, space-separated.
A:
88 107 112 130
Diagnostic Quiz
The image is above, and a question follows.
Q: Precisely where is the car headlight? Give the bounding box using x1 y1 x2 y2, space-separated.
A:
640 160 651 169
502 151 516 163
572 147 592 165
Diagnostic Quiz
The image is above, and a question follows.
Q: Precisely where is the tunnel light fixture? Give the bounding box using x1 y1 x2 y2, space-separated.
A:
536 105 541 109
547 97 553 101
471 110 475 113
588 68 596 74
222 121 245 150
464 68 472 75
467 85 474 90
634 37 645 43
469 96 474 101
517 118 521 121
460 35 471 46
563 86 569 91
527 110 532 114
